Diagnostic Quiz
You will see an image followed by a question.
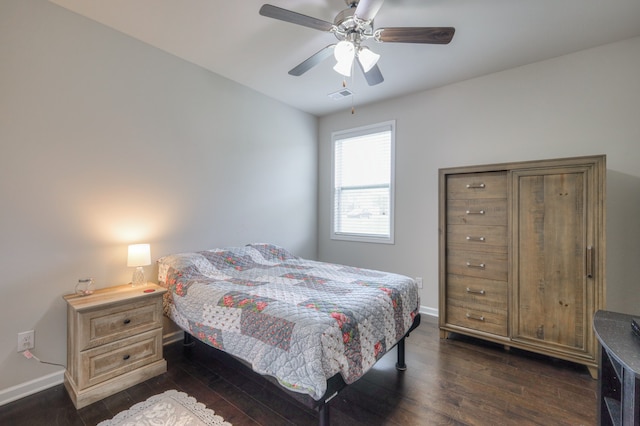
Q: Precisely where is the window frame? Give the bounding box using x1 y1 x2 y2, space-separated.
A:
330 120 396 244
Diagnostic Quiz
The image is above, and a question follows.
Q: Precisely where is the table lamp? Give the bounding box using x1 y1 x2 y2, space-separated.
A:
128 243 151 287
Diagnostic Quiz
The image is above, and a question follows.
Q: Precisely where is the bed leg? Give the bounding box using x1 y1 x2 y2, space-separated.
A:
395 337 407 371
318 403 330 426
183 332 195 347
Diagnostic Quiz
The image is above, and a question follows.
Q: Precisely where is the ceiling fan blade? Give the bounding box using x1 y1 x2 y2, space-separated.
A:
289 45 336 76
357 61 384 86
377 27 455 44
354 0 385 22
259 4 334 32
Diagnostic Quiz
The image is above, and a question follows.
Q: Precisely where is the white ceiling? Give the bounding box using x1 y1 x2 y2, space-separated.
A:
49 0 640 117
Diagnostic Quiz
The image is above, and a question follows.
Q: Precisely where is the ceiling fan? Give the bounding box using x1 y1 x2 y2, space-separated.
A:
259 0 455 86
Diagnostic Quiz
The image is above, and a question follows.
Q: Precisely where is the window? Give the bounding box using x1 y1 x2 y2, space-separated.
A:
331 121 395 243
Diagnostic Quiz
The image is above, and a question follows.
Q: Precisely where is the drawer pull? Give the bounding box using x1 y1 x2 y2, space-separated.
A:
123 354 131 361
466 183 486 189
466 287 486 295
466 313 485 321
466 262 486 269
466 236 486 242
465 210 485 215
123 319 131 325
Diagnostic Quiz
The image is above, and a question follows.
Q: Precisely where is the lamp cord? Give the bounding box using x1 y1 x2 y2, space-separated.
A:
22 349 66 368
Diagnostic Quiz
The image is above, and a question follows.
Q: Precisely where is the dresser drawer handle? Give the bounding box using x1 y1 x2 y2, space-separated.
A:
466 183 485 189
465 210 485 215
123 354 131 361
466 313 485 321
466 262 486 269
466 287 486 295
466 236 486 242
123 319 131 325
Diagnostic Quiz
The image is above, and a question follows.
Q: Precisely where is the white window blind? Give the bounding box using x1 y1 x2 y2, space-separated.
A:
331 121 395 243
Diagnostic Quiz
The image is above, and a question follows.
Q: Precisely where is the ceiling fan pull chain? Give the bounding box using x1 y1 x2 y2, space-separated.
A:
351 72 356 114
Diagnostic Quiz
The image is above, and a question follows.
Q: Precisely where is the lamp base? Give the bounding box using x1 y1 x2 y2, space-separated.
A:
131 266 146 287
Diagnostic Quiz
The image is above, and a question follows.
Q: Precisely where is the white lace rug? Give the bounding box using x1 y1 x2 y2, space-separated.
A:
97 389 232 426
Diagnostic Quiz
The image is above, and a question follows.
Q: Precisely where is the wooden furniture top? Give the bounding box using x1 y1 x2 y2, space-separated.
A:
63 283 167 311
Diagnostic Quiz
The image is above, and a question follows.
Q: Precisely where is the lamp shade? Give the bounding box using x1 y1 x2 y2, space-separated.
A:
127 243 151 267
357 46 380 72
333 40 355 76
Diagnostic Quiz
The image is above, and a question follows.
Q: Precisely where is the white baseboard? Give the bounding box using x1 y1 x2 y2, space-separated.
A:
0 370 64 407
2 315 433 407
163 329 184 345
1 332 185 407
420 305 438 318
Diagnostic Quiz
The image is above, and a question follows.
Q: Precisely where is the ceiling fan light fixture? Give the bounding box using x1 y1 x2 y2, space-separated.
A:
357 46 380 72
333 40 355 76
333 58 353 77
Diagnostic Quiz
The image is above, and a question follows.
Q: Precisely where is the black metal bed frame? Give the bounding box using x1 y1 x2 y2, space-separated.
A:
182 313 421 426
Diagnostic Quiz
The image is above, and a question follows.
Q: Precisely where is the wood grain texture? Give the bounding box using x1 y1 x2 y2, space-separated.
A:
0 316 597 425
64 284 167 408
440 156 606 377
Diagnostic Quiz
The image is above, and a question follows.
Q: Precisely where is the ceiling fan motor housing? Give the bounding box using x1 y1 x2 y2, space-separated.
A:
334 7 373 42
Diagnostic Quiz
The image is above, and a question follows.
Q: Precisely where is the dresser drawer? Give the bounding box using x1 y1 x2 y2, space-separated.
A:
446 198 507 226
77 328 163 389
446 274 507 310
78 297 163 351
446 303 508 336
447 224 507 250
447 249 508 281
447 172 507 200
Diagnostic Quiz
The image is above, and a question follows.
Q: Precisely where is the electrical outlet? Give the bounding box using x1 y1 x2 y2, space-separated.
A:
17 330 34 352
415 277 423 289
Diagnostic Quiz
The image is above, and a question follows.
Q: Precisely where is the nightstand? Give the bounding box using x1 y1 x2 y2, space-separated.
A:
63 283 167 409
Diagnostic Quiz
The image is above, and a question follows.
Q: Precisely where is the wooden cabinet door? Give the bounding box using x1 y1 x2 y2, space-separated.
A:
511 164 599 358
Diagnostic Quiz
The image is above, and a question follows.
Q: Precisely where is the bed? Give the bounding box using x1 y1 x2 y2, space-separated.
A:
157 243 421 425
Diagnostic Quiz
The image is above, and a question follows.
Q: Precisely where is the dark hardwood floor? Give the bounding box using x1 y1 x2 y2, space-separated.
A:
0 315 597 425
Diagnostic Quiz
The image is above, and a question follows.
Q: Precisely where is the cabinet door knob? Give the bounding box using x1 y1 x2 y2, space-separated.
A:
123 319 131 325
123 354 130 361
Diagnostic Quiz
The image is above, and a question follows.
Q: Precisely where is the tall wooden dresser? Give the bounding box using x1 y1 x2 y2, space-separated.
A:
439 155 606 378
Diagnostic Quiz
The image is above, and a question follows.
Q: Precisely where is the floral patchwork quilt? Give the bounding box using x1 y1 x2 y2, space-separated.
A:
157 243 420 400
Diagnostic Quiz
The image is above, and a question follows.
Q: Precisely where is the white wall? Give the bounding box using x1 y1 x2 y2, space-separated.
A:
0 0 317 400
318 36 640 318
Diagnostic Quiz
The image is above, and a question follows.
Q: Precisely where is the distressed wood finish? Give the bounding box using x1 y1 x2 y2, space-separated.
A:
63 284 167 409
441 169 509 342
0 316 598 425
512 167 590 353
439 155 606 379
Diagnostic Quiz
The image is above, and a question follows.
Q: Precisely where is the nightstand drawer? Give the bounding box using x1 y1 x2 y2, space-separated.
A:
78 297 163 351
78 328 163 389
